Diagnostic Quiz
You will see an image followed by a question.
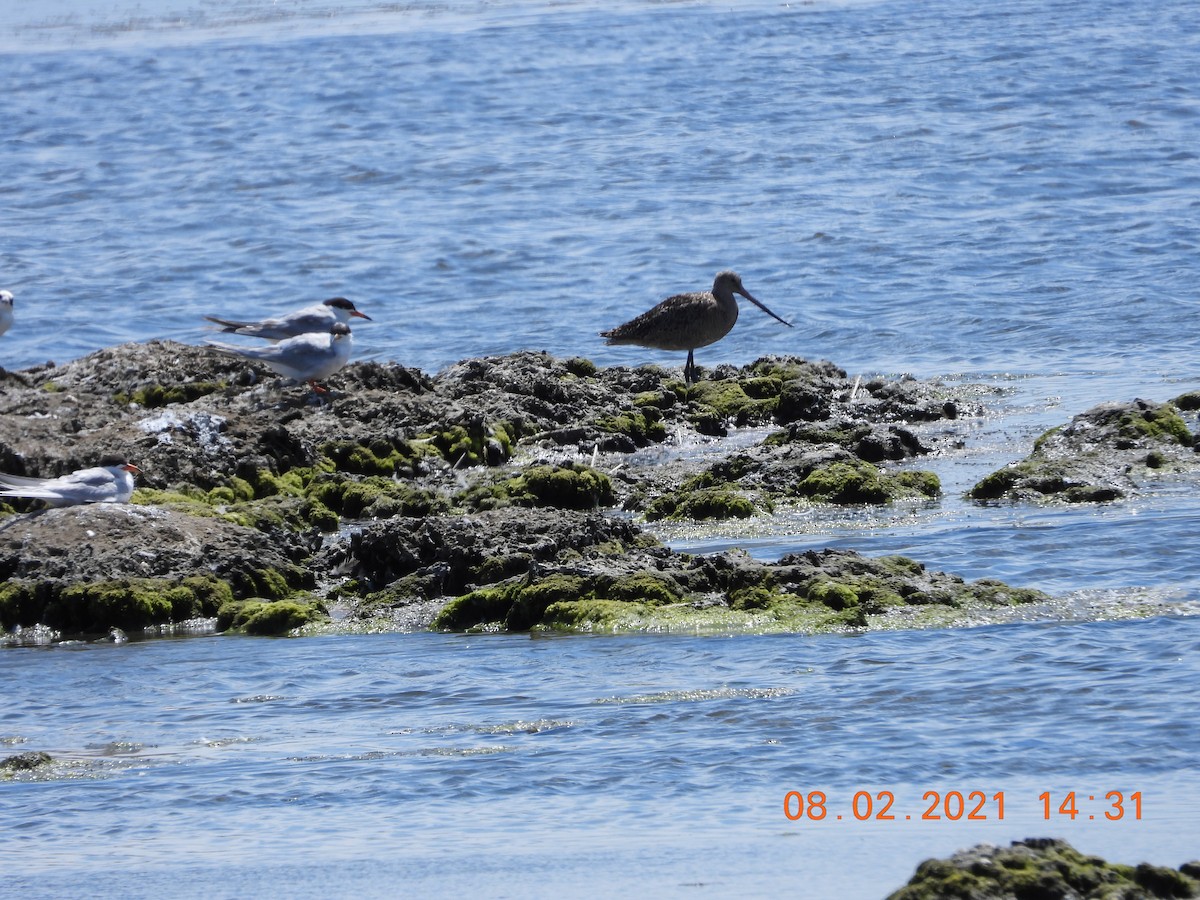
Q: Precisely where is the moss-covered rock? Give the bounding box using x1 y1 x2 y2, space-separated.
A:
563 357 598 378
644 487 761 522
887 838 1200 900
1172 390 1200 412
1115 401 1192 445
116 381 225 408
309 475 449 519
2 751 53 772
433 569 684 632
134 484 342 533
685 378 778 429
0 504 314 636
218 598 327 635
594 409 668 446
794 460 940 504
321 437 433 476
970 398 1196 503
427 538 1048 635
458 463 615 511
0 576 234 634
424 422 513 467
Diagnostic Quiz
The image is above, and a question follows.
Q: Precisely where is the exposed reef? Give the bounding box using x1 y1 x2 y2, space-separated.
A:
888 838 1200 900
0 341 1044 638
0 504 316 635
971 397 1200 503
320 507 1046 633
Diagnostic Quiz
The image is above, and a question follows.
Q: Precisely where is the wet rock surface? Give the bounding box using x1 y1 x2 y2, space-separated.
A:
888 838 1200 900
0 340 1043 637
320 506 1047 632
1 751 53 772
0 504 313 635
970 397 1200 503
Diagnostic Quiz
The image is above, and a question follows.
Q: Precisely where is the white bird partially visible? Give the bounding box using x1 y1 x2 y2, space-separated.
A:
204 297 371 342
0 290 13 336
205 322 353 392
0 459 141 507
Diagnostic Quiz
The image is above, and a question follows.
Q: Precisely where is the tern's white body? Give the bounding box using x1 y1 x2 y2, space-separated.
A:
0 290 13 336
206 323 353 389
0 462 140 506
204 297 370 342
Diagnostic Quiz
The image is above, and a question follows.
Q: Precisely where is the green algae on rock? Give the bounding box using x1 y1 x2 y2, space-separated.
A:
644 486 762 522
115 381 226 408
0 576 234 635
309 475 449 520
434 570 685 632
217 598 327 635
970 398 1199 503
421 522 1048 634
458 463 615 512
887 838 1200 900
634 449 939 522
0 343 1036 640
794 459 940 504
0 504 314 637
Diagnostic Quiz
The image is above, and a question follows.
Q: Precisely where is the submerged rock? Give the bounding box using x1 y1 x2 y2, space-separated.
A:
888 838 1200 900
970 398 1199 503
1 751 53 772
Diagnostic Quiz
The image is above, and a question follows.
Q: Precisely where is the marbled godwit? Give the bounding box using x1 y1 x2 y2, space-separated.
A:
205 322 353 392
204 297 371 342
600 271 792 383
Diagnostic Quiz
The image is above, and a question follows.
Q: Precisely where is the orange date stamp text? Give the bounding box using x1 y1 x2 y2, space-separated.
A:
783 790 1143 823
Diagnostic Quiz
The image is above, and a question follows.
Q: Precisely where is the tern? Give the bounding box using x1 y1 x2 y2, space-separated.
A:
0 458 141 506
600 271 792 384
204 297 371 342
205 322 353 392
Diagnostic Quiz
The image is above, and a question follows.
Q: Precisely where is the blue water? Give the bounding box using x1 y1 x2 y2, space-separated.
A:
4 621 1199 898
3 0 1200 895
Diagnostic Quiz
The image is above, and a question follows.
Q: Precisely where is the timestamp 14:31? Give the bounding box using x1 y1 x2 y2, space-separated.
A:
783 790 1143 823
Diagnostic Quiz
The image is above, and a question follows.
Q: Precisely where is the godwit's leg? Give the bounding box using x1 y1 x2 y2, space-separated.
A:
684 349 696 384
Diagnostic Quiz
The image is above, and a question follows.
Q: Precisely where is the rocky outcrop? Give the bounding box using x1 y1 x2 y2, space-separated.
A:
970 398 1200 503
0 504 315 635
888 838 1200 899
1 341 1036 638
318 507 1046 632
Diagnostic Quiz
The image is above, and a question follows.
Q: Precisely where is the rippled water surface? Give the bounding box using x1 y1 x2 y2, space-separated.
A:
4 622 1199 897
3 0 1200 894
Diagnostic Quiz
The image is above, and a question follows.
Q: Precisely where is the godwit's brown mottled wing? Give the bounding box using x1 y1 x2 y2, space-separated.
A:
600 271 790 382
600 288 738 352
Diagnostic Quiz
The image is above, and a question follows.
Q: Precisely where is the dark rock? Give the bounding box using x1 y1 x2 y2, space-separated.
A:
888 838 1200 900
0 505 311 634
1 751 52 771
324 508 647 598
387 525 1050 633
970 398 1197 503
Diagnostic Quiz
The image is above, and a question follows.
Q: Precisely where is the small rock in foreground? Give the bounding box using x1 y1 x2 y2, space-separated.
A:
888 838 1200 900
